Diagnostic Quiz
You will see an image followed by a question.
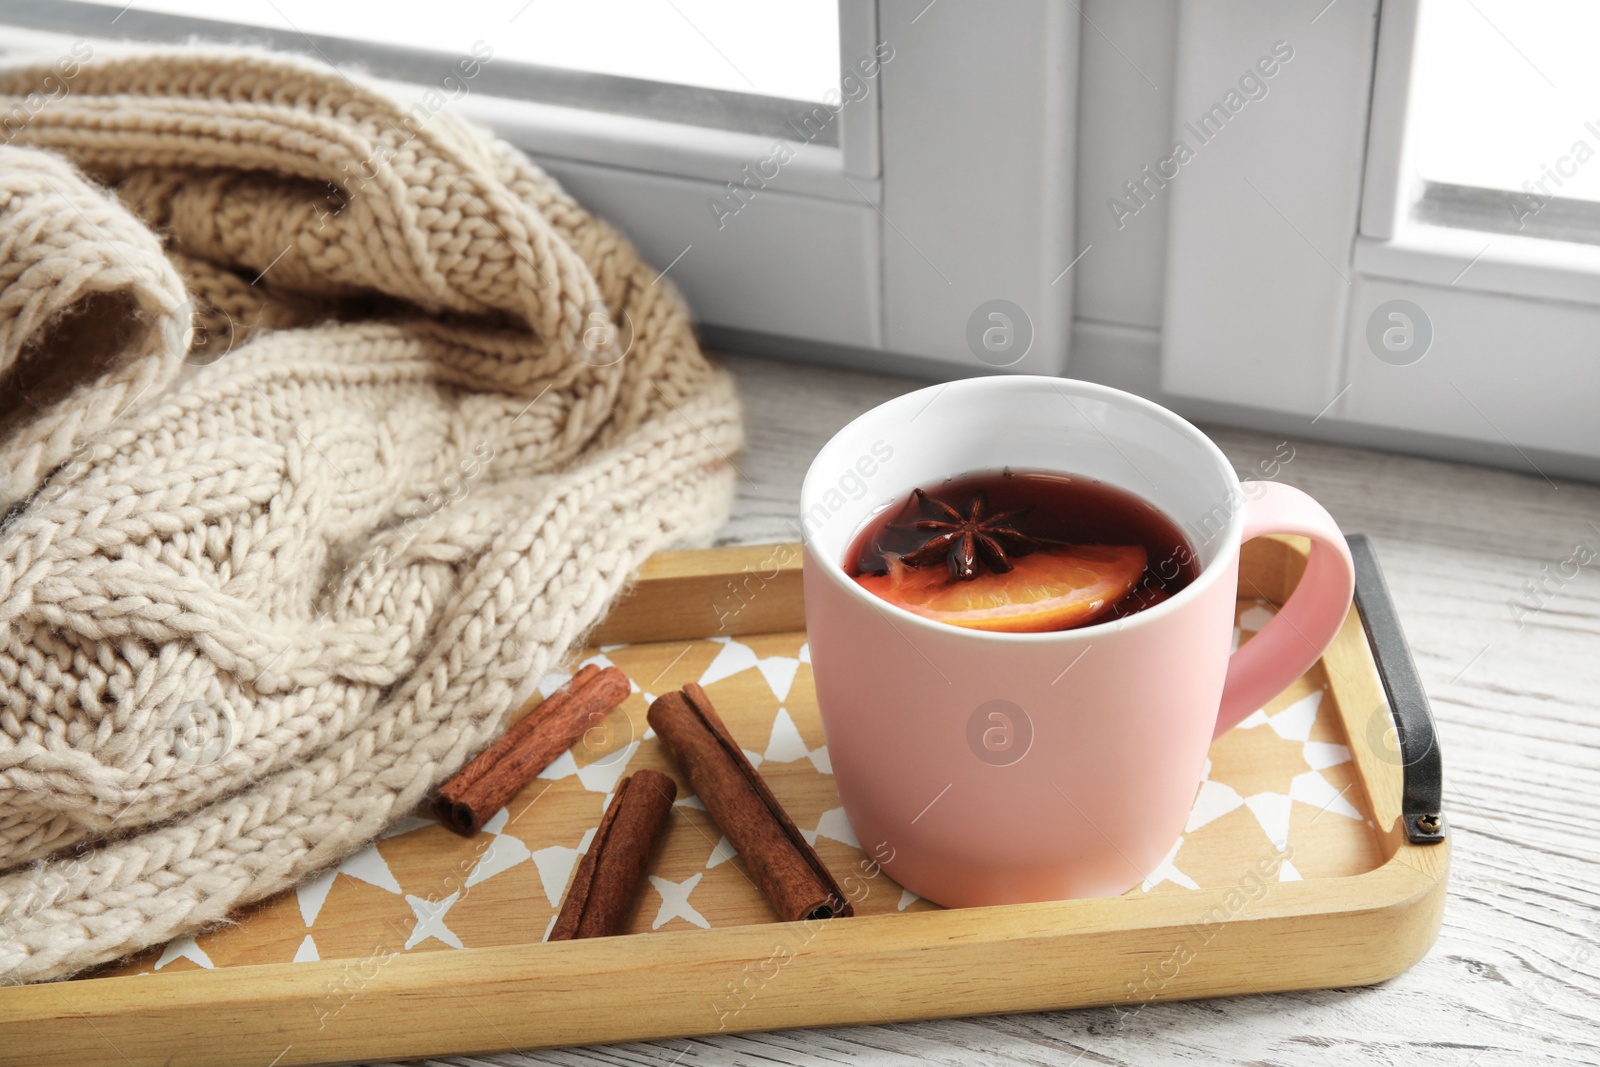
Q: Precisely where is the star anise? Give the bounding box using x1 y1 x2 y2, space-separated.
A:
896 488 1041 581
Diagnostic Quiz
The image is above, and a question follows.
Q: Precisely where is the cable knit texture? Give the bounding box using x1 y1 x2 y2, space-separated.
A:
0 48 741 982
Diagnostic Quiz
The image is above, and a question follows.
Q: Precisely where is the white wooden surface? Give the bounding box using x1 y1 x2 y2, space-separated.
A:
380 353 1600 1067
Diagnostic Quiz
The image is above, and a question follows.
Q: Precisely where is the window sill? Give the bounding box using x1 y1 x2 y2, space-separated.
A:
1355 222 1600 307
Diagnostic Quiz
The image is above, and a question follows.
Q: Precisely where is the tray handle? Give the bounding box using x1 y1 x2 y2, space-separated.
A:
1347 534 1446 844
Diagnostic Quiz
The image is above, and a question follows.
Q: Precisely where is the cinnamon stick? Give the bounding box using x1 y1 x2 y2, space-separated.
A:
647 684 853 922
549 769 677 940
437 665 630 835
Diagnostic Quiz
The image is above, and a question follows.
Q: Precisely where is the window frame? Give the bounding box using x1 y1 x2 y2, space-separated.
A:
1155 0 1599 474
1355 0 1600 308
0 0 1082 376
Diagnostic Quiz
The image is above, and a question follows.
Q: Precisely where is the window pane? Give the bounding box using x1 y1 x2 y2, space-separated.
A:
100 0 840 103
1412 0 1600 204
1 0 842 139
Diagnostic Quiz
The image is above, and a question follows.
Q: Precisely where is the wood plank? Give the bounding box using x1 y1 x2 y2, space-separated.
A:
590 542 803 645
3 860 1445 1067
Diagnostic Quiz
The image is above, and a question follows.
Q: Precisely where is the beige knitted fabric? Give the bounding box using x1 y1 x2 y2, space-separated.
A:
0 48 741 982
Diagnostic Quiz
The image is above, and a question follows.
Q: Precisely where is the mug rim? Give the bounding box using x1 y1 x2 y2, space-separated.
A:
800 376 1246 644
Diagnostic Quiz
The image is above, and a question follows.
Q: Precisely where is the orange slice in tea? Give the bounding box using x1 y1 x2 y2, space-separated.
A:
856 545 1148 633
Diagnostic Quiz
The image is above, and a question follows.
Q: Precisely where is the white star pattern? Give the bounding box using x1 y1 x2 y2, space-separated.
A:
1187 779 1245 833
761 707 831 776
1290 770 1362 820
530 844 584 907
762 708 811 762
154 935 213 970
533 742 643 794
699 638 800 702
294 842 402 928
649 873 711 930
1262 690 1322 742
336 845 402 894
811 808 859 848
1141 836 1200 892
404 893 463 950
1234 683 1361 852
1245 792 1294 851
1303 741 1353 770
465 832 532 889
296 870 336 927
706 836 737 869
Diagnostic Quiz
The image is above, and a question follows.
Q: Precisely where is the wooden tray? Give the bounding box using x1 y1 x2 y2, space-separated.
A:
0 536 1449 1066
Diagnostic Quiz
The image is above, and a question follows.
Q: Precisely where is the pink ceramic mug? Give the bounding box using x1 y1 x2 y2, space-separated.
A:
801 377 1354 908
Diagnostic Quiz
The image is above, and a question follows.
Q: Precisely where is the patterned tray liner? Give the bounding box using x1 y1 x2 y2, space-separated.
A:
91 598 1380 979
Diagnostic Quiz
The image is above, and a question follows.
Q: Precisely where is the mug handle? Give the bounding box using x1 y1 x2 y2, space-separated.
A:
1214 481 1355 738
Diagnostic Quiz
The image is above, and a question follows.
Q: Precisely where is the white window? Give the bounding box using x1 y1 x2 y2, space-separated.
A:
0 0 1080 376
1406 0 1600 243
3 0 1594 474
1157 0 1596 477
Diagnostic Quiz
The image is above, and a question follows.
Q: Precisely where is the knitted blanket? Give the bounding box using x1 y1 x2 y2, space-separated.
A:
0 48 741 983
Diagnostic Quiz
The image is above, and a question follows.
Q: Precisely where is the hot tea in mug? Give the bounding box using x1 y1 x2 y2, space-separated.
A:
846 470 1201 632
801 377 1355 908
